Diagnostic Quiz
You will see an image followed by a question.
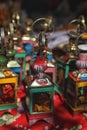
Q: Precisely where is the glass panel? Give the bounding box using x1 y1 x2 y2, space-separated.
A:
67 79 76 107
0 83 15 104
57 67 65 92
77 87 87 106
32 91 52 113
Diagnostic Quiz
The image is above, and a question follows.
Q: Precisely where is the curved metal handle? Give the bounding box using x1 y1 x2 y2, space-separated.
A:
32 16 54 33
70 15 86 33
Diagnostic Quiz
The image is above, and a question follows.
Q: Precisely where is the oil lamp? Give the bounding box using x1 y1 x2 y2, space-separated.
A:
31 16 54 57
32 32 47 79
22 17 55 125
11 11 21 38
6 23 19 60
6 38 16 60
65 15 87 59
24 18 33 34
12 11 21 28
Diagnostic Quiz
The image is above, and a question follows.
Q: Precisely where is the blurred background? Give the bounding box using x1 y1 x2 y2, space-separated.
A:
0 0 87 27
21 0 87 22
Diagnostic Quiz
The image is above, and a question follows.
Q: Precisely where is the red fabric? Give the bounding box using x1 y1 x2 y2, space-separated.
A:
0 94 87 130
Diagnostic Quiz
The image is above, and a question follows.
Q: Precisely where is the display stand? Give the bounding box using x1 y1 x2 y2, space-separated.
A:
15 51 26 80
0 70 18 110
65 72 87 115
56 57 76 96
25 77 54 126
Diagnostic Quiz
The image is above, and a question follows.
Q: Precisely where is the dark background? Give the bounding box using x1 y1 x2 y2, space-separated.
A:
0 0 87 27
21 0 87 17
20 0 87 27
